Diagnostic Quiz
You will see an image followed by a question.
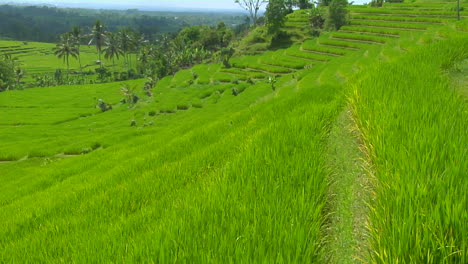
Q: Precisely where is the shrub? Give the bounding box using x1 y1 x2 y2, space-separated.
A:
0 60 15 91
177 104 190 110
370 0 383 7
91 142 102 150
310 7 326 36
325 0 349 31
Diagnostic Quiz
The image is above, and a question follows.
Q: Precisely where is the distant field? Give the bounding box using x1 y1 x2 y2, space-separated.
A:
0 40 135 83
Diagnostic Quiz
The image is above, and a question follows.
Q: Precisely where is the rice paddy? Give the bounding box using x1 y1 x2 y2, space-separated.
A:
0 1 467 262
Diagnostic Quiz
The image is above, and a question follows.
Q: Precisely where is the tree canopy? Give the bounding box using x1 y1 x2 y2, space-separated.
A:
235 0 268 25
265 0 288 34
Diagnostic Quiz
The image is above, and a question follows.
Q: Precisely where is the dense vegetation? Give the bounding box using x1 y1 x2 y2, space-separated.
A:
0 5 245 42
0 0 467 263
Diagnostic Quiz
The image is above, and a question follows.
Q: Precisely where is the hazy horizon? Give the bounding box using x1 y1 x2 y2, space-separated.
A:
0 0 246 11
0 0 368 11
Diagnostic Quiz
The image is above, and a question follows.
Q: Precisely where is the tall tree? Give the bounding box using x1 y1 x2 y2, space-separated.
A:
129 31 148 69
0 58 15 92
265 0 287 34
69 26 83 71
325 0 349 30
235 0 268 25
103 33 123 65
88 20 106 64
14 67 24 89
54 33 79 79
118 28 134 69
285 0 297 13
297 0 312 9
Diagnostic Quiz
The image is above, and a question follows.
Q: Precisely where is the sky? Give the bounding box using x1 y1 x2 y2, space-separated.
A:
0 0 368 11
0 0 245 10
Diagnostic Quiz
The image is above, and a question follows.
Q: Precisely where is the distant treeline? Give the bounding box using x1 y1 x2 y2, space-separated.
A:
0 5 246 42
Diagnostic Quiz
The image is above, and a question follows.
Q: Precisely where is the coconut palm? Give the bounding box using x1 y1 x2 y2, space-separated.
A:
15 67 24 88
138 46 152 73
70 26 83 71
130 31 148 67
118 28 133 69
103 33 123 66
54 33 79 79
88 20 107 64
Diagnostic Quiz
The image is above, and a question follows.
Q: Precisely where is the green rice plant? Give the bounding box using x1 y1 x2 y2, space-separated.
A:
0 40 136 83
212 72 235 83
155 75 173 90
259 52 309 69
176 103 190 110
0 5 465 262
171 69 194 87
285 45 332 62
455 20 468 31
331 32 388 44
191 98 204 108
351 14 443 23
231 57 294 74
191 64 219 85
284 21 310 29
220 68 267 79
350 20 431 30
350 7 468 16
318 38 372 49
302 40 350 55
350 37 468 264
341 25 402 36
287 18 310 23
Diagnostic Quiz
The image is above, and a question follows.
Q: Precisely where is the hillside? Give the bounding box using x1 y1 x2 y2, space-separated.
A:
0 1 467 263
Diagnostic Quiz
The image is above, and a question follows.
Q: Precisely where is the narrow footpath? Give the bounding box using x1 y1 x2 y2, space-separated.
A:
324 107 374 263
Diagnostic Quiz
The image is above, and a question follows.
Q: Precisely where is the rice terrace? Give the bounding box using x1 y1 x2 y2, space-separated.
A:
0 0 466 262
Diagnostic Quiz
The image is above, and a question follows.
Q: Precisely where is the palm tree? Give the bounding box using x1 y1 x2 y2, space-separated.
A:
54 33 79 79
138 47 150 73
130 31 147 68
118 28 133 69
103 33 123 66
15 67 24 89
70 26 83 71
88 20 106 65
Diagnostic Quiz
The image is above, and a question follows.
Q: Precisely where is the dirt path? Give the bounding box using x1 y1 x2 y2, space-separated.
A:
324 107 374 263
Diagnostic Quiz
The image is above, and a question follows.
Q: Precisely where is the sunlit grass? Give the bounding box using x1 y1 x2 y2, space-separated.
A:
350 37 468 264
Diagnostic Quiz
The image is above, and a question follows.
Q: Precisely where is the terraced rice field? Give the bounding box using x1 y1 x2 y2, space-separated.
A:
0 2 467 263
0 40 134 82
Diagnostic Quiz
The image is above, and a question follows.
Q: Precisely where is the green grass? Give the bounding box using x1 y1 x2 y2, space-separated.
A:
349 7 468 16
351 14 444 23
341 25 402 36
302 39 350 55
0 3 467 262
325 108 372 264
0 57 344 263
331 32 388 44
318 37 373 50
286 45 333 61
231 56 294 74
349 20 432 30
350 37 468 263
